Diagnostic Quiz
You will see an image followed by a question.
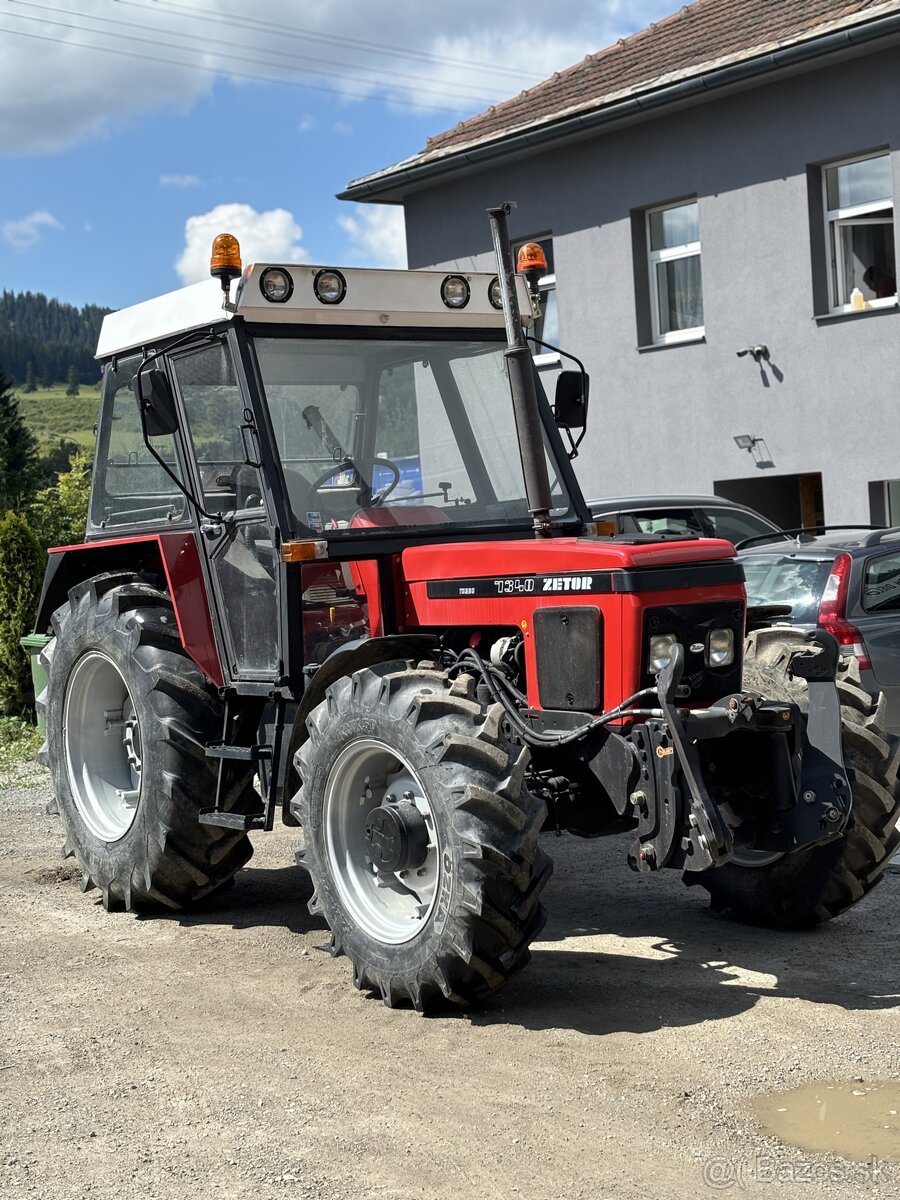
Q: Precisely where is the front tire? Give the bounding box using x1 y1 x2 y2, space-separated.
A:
694 627 900 927
292 661 551 1011
40 573 258 911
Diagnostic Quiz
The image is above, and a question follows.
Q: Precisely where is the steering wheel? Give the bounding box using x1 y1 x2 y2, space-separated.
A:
308 458 402 510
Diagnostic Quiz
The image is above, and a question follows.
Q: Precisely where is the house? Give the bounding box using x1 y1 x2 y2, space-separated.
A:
339 0 900 529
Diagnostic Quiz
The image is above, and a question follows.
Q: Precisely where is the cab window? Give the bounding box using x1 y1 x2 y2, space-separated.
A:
89 356 187 531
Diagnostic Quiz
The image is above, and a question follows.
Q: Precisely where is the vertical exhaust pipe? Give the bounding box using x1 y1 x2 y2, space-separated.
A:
486 201 553 537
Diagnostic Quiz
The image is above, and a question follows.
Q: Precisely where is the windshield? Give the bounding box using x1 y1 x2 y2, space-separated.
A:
742 554 833 622
252 334 575 534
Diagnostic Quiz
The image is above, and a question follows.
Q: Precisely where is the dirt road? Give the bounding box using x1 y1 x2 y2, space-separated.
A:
2 765 898 1199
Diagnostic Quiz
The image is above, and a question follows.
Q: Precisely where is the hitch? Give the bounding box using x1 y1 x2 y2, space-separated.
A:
624 632 852 874
627 644 733 873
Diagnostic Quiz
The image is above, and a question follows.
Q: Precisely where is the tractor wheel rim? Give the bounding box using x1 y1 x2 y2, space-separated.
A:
63 651 142 842
323 737 441 945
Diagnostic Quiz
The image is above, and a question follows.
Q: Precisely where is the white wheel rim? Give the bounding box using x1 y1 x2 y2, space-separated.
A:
63 651 142 842
323 737 441 945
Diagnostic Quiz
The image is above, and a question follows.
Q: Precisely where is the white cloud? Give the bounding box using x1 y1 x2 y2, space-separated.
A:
297 114 318 133
175 202 309 284
2 210 63 252
160 173 201 188
337 205 406 269
0 1 679 155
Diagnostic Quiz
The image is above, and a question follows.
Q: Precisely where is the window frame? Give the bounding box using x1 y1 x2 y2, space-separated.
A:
646 199 705 345
862 550 900 614
822 150 896 314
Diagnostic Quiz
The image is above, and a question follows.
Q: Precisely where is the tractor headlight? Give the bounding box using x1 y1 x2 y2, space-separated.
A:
649 633 677 673
260 267 293 303
706 628 735 667
441 274 470 309
488 276 503 309
313 268 347 305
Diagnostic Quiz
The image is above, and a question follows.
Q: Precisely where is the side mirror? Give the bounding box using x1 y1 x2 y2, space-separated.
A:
134 368 178 438
554 370 589 431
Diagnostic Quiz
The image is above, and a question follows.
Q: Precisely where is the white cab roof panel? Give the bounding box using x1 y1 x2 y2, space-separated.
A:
96 265 532 359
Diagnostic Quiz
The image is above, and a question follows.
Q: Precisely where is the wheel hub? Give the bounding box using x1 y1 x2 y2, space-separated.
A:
365 800 429 874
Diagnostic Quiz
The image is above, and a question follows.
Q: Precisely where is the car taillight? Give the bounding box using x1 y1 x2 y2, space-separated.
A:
817 552 871 670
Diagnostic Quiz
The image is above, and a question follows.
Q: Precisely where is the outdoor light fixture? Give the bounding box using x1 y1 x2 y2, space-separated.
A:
733 434 760 451
733 433 775 470
736 344 770 363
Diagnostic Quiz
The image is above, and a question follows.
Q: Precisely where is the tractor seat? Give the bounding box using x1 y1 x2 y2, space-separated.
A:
350 506 451 529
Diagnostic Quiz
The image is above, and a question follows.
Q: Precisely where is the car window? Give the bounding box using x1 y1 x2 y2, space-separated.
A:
619 507 705 537
863 552 900 612
706 508 779 545
742 555 833 622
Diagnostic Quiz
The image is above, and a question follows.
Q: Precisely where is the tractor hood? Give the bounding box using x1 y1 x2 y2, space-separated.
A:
401 536 741 592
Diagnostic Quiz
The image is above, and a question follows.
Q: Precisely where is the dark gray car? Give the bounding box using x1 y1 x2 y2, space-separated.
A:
588 493 782 545
739 528 900 731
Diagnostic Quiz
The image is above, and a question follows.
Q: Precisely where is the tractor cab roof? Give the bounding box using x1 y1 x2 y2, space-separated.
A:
96 264 532 360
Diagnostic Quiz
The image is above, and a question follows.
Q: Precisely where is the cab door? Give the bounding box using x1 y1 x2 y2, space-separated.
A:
170 339 281 681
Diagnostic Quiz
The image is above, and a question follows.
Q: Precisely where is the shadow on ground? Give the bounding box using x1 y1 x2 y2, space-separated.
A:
80 830 899 1037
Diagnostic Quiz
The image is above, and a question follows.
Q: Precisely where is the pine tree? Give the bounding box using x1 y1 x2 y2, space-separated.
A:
65 364 80 396
0 511 44 716
0 370 41 510
23 361 36 393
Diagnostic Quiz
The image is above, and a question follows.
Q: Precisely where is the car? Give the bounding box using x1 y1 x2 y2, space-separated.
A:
739 527 900 731
588 493 783 545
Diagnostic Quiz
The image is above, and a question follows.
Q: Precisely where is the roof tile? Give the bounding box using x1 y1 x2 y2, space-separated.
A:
421 0 896 157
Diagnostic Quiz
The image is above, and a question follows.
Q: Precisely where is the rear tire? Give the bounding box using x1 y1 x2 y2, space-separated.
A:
693 627 900 927
40 573 258 911
292 661 551 1011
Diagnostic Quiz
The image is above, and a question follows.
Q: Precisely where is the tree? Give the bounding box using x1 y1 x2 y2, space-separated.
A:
38 438 82 488
0 370 41 510
29 450 91 549
0 511 44 716
23 361 36 393
65 364 80 396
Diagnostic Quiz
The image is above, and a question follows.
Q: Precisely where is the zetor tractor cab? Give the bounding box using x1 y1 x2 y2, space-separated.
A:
35 204 899 1011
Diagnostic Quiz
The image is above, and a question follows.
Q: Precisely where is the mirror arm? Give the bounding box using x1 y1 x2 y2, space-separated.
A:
525 335 587 383
527 335 589 460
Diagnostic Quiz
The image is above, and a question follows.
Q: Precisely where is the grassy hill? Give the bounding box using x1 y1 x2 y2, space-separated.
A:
17 384 101 451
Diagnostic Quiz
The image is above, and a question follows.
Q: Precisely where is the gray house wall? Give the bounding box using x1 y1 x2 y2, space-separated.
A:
400 46 900 524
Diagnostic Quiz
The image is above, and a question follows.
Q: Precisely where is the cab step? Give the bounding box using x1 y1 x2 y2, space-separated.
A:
198 809 266 831
205 741 272 763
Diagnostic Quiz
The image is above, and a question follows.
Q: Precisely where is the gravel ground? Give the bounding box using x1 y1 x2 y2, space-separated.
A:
1 764 898 1200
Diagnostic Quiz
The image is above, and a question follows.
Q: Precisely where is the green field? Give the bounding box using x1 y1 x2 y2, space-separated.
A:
16 384 101 451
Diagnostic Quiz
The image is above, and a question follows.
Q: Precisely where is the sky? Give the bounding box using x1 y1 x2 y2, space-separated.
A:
0 0 680 311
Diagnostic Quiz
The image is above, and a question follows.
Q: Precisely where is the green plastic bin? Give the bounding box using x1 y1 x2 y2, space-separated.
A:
20 633 52 731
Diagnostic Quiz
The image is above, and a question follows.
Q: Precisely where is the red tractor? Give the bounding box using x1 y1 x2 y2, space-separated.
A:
35 206 899 1011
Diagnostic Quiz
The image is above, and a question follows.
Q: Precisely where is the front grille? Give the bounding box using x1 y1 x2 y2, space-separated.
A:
641 601 744 704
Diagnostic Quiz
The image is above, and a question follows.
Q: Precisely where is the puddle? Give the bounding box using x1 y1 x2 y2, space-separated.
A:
753 1082 900 1162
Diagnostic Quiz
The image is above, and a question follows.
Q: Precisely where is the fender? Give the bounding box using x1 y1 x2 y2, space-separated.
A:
36 532 223 687
279 633 439 823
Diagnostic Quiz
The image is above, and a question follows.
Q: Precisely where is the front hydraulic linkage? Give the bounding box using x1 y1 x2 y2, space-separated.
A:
626 631 852 874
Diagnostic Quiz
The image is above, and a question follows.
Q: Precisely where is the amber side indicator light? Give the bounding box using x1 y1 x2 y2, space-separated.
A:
282 540 328 563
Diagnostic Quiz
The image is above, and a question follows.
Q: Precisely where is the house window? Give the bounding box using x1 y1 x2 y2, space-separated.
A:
513 235 557 360
823 152 896 311
647 200 704 343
